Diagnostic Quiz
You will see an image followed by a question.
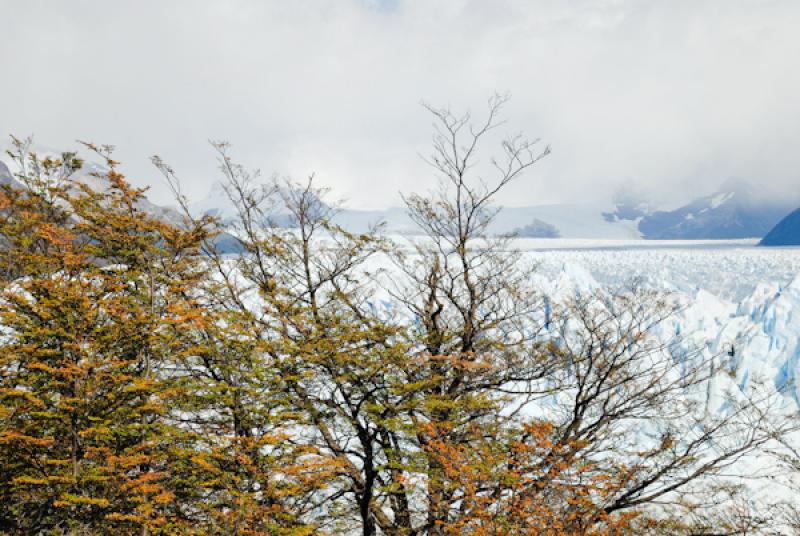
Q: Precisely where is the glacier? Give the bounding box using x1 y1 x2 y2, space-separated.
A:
450 238 800 518
368 237 800 411
516 239 800 405
355 236 800 520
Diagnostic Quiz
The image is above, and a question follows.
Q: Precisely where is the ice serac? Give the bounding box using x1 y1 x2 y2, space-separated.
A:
760 208 800 246
533 253 800 414
732 274 800 403
639 179 796 240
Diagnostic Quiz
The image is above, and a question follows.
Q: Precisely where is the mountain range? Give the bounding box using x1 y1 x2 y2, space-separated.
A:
2 152 798 242
636 179 797 240
328 179 798 241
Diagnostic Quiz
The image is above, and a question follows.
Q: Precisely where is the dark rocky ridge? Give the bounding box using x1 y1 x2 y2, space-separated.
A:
761 208 800 246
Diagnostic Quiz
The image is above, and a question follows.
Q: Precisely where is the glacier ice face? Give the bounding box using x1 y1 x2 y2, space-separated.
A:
371 237 800 413
513 240 800 410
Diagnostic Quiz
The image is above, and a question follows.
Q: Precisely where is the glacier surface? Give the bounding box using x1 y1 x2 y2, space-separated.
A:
516 239 800 405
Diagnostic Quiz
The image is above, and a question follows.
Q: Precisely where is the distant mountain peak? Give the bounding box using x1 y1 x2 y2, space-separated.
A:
638 179 795 240
602 187 654 223
717 177 755 196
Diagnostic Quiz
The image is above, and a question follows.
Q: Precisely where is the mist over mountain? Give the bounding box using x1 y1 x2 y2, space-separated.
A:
185 172 798 241
189 180 642 239
510 218 560 239
4 146 798 244
638 179 798 240
602 185 655 223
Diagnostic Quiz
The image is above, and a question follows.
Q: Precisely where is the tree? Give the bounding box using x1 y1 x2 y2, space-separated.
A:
385 95 789 534
177 97 555 535
421 419 639 535
154 147 374 535
0 140 209 534
170 143 412 535
150 149 339 535
170 97 791 535
2 94 790 534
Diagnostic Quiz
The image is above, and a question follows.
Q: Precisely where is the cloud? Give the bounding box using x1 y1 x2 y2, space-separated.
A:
1 0 799 209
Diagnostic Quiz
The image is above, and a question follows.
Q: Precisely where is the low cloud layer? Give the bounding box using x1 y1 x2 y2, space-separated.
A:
2 0 799 209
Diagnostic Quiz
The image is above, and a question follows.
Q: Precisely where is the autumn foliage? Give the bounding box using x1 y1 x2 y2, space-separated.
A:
0 98 793 535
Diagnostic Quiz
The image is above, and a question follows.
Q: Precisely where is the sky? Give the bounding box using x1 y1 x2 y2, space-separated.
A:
2 0 800 209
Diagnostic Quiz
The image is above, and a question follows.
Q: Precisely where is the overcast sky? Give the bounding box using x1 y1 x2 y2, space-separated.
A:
2 0 799 209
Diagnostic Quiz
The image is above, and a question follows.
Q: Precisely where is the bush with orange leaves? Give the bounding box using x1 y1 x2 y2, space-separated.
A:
422 419 641 535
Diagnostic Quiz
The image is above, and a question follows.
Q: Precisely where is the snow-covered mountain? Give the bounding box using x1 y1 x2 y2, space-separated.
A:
638 179 796 239
189 181 328 229
70 161 187 225
9 148 796 243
